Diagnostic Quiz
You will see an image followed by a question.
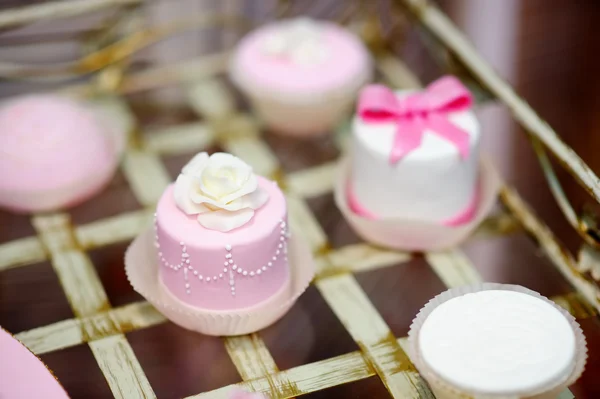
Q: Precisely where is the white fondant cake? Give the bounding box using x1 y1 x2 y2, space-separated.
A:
418 290 577 395
350 84 481 223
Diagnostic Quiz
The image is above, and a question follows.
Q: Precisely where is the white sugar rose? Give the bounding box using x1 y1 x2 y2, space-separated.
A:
262 18 329 65
174 152 269 232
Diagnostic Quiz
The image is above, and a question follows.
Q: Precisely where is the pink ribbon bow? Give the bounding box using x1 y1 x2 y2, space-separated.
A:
358 76 473 164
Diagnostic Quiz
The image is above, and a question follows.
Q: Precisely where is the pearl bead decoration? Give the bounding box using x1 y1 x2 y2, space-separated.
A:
155 216 289 297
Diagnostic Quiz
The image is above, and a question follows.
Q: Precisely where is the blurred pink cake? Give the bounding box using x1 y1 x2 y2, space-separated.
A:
155 152 291 310
0 94 120 212
230 18 372 136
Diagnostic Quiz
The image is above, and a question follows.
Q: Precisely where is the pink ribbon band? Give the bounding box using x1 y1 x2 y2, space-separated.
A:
358 76 474 164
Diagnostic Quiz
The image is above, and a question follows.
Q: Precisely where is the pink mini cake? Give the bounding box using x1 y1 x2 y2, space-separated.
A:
155 152 290 311
230 18 372 136
0 94 119 213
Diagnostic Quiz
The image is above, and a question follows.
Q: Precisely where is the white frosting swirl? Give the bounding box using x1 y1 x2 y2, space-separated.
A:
174 152 269 232
262 18 329 66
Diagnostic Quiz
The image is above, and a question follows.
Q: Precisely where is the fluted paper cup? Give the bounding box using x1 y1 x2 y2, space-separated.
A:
125 226 315 336
334 155 501 251
407 283 588 399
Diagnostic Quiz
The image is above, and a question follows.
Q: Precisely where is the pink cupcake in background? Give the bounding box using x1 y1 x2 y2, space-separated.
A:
0 94 125 213
230 18 373 137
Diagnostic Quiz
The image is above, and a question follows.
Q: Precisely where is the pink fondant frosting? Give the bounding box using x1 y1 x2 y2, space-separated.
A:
0 328 69 399
0 95 116 192
231 19 371 97
156 177 290 311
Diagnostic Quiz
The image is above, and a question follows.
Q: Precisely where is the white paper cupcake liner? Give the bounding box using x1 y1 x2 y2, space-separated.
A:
334 155 501 251
125 226 316 336
407 283 588 399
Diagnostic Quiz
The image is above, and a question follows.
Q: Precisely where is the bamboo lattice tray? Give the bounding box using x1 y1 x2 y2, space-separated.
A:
0 1 599 398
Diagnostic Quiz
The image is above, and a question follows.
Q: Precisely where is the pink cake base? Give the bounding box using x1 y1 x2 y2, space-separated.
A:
335 155 500 251
125 226 315 336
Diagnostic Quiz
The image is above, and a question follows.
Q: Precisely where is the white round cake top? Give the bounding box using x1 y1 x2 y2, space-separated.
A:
418 290 576 395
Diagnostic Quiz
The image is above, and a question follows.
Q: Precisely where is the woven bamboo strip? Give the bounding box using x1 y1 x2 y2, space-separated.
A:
187 78 279 179
317 274 433 398
286 194 329 253
190 345 377 399
64 52 229 97
0 0 141 30
501 186 600 311
318 243 411 277
578 245 600 282
218 113 262 138
75 209 153 249
286 161 338 199
426 249 482 287
223 334 279 380
187 79 236 121
143 123 216 155
122 150 171 207
51 250 111 317
16 301 165 355
31 214 75 253
376 54 422 90
0 208 518 273
552 292 599 320
557 390 575 399
0 236 46 271
14 271 593 357
195 328 579 399
222 134 280 178
90 97 136 143
90 335 156 399
32 212 155 397
16 317 83 355
471 211 521 239
123 52 229 94
32 214 109 317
